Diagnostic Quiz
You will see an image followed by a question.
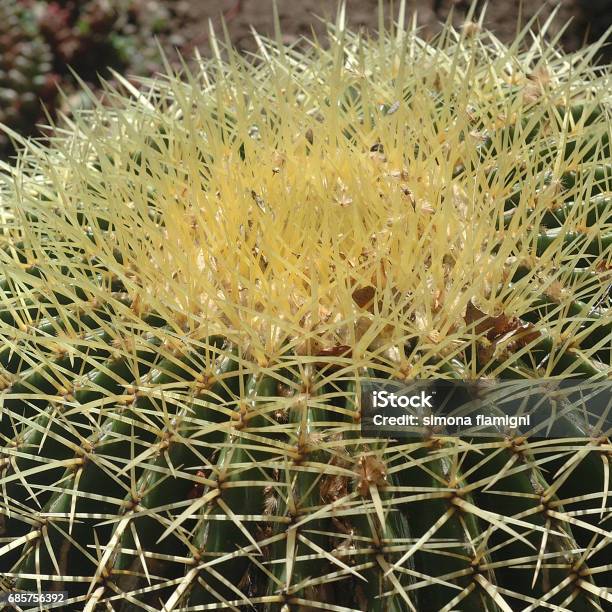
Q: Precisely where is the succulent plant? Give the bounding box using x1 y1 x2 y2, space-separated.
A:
36 0 172 79
0 0 178 161
0 0 57 159
0 4 610 611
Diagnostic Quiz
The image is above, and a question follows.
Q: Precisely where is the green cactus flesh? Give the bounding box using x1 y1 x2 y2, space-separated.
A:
0 7 611 611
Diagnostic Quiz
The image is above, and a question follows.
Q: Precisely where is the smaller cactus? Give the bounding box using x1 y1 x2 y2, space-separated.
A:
0 0 57 159
38 1 124 76
0 0 178 161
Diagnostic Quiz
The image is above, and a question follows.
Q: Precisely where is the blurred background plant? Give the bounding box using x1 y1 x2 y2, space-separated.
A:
1 0 610 162
0 0 186 160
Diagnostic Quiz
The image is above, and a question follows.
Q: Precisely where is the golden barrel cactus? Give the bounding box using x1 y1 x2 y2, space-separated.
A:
0 4 610 610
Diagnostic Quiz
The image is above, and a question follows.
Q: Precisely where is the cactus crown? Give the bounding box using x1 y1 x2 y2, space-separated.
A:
2 4 610 376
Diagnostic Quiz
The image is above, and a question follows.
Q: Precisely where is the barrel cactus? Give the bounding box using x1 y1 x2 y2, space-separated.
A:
0 4 610 611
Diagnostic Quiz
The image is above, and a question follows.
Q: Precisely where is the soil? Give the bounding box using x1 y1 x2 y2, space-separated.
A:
174 0 611 61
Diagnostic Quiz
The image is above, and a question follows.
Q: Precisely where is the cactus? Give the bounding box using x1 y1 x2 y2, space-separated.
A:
36 0 172 80
0 4 610 611
0 0 57 159
0 0 176 161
